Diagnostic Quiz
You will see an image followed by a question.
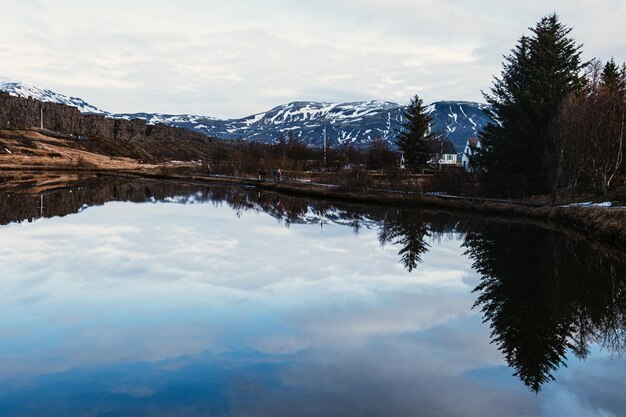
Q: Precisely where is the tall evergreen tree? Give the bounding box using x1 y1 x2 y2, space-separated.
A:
475 14 585 196
396 95 433 170
601 58 623 90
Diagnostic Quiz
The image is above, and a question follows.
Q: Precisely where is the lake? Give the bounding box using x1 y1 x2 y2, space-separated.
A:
0 178 624 416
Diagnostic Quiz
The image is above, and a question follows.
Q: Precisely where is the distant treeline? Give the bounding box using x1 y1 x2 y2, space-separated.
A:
209 135 400 175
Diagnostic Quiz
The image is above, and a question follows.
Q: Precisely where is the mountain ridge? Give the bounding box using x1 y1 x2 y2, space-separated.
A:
0 81 492 153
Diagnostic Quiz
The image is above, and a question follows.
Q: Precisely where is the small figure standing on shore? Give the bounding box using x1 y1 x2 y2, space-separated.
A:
273 168 278 182
277 168 282 182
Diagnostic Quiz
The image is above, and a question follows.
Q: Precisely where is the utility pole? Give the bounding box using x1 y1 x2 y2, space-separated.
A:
439 140 443 171
323 126 327 169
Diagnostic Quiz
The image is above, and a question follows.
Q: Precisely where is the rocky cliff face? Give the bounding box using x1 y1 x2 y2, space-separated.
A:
0 92 81 132
0 92 214 161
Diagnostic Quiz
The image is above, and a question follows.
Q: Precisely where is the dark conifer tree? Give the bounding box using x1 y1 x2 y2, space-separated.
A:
396 95 432 170
475 14 585 196
601 58 622 90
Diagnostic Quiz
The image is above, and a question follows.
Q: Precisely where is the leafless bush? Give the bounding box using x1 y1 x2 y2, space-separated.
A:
20 136 36 148
74 155 97 169
551 59 625 198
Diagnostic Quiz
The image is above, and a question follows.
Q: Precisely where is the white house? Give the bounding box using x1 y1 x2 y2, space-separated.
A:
427 139 458 166
461 137 480 172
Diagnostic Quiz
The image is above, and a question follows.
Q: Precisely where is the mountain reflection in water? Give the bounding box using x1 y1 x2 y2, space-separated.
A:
1 178 625 397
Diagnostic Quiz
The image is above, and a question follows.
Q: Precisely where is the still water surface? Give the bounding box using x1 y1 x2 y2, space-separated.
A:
0 180 625 416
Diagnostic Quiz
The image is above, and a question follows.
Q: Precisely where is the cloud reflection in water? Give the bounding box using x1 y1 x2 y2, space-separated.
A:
0 185 623 416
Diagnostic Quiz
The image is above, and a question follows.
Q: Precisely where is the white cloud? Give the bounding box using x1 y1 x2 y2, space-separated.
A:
0 1 624 117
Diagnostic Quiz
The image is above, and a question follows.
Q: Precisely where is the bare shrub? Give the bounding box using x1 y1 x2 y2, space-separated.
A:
20 136 36 148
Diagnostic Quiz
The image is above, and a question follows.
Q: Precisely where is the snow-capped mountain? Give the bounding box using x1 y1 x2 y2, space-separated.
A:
117 100 403 147
0 81 106 114
0 81 492 152
116 100 492 153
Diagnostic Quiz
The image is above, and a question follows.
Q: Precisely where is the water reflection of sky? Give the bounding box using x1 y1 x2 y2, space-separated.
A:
0 199 622 416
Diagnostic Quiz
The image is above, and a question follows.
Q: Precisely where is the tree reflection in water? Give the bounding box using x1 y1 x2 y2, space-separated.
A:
241 191 626 392
464 223 626 392
1 179 625 392
378 209 431 272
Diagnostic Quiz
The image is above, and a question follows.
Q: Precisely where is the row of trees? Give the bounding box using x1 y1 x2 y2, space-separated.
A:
207 133 403 177
553 59 626 197
472 13 626 199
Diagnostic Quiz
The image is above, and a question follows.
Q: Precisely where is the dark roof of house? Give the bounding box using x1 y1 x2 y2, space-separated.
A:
427 139 456 155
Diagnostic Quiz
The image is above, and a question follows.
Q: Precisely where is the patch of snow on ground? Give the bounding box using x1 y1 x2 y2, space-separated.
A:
564 201 616 208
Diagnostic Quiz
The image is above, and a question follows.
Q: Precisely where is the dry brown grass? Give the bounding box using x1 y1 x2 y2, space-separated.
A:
0 130 160 172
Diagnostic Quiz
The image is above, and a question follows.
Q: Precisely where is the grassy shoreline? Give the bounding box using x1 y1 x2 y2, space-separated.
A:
1 166 625 249
254 179 626 249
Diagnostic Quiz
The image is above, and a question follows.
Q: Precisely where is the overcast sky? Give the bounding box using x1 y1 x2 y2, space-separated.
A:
1 0 625 118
